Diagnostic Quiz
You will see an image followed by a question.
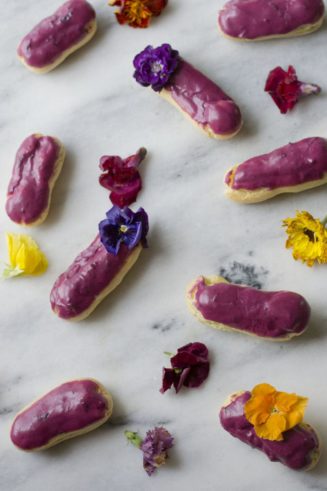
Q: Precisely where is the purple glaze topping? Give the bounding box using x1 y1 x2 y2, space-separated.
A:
6 134 60 225
225 137 327 191
10 380 109 450
218 0 325 40
166 60 242 136
50 236 134 319
220 392 319 470
194 278 310 338
17 0 96 68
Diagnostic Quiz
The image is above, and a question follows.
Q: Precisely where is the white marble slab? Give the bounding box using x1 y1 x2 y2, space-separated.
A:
1 0 327 490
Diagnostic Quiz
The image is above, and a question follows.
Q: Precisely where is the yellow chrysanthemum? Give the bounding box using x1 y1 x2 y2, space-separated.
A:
1 233 48 279
283 210 327 267
244 383 308 441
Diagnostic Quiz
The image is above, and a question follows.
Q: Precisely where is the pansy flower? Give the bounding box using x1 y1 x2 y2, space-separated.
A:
1 233 48 279
125 427 174 476
99 206 149 256
133 44 180 92
99 148 146 208
244 383 308 441
283 210 327 267
160 342 210 394
265 65 321 114
109 0 167 28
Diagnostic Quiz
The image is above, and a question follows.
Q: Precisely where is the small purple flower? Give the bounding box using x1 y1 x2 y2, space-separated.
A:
125 427 174 476
99 206 149 255
133 43 180 92
160 342 210 394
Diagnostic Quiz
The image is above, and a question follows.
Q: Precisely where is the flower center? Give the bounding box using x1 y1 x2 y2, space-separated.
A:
151 61 164 74
120 224 128 233
303 228 316 242
125 0 151 22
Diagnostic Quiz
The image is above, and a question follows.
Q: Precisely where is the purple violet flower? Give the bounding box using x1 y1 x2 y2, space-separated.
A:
99 206 149 255
133 43 180 92
160 342 210 394
125 427 174 476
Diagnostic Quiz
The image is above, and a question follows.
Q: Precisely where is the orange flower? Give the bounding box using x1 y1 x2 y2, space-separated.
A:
244 383 308 441
109 0 167 28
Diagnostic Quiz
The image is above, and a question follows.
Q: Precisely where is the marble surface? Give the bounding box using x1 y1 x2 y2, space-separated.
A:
1 1 327 490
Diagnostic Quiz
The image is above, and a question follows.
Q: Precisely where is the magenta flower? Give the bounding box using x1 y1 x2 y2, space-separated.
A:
125 427 174 476
160 342 210 394
99 148 146 208
265 65 321 114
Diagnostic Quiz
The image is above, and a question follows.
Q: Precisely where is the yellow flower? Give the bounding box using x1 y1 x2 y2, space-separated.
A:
283 210 327 267
244 383 308 441
109 0 152 28
1 233 48 278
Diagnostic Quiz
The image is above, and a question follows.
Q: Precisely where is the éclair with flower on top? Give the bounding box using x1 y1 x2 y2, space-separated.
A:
220 383 321 471
50 206 149 320
133 43 242 139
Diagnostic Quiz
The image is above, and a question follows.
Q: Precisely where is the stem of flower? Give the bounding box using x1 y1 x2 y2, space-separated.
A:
163 351 175 358
299 82 321 97
138 147 147 160
124 431 143 448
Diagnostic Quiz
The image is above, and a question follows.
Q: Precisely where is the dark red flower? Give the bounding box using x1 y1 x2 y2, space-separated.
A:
109 0 168 28
160 342 210 394
99 148 146 208
265 65 321 114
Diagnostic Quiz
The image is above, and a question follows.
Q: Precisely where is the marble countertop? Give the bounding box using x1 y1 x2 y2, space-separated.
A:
1 1 327 490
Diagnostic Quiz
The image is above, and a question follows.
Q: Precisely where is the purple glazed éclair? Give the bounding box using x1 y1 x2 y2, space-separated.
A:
164 60 242 139
218 0 325 40
220 392 321 470
17 0 96 72
50 236 142 320
10 379 113 451
188 277 310 340
6 134 65 225
225 137 327 202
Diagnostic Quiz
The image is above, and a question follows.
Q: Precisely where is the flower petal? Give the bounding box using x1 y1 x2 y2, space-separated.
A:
283 210 327 266
5 233 47 276
255 413 287 441
160 368 176 393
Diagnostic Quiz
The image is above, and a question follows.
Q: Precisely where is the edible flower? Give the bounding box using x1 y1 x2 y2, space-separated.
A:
265 65 321 114
99 148 146 208
160 342 210 394
244 383 308 441
133 44 180 92
1 233 48 279
125 427 174 476
109 0 167 28
283 210 327 267
99 206 148 255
